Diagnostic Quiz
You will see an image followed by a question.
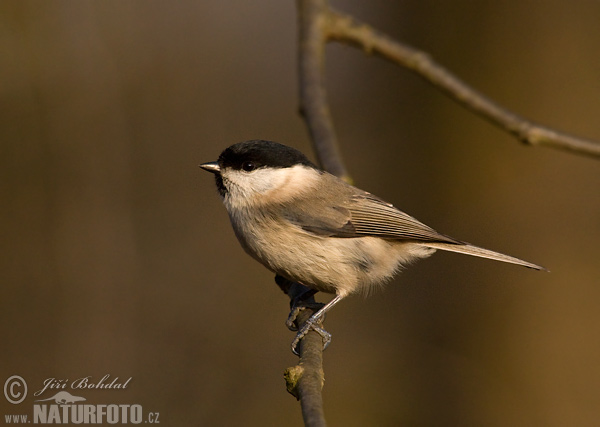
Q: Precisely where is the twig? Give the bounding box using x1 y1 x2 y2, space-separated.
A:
297 0 600 160
277 277 328 427
324 7 600 159
286 307 327 427
297 0 351 181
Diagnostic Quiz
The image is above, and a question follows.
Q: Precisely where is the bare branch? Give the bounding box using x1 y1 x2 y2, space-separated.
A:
325 8 600 159
285 307 327 427
297 0 351 181
277 276 328 427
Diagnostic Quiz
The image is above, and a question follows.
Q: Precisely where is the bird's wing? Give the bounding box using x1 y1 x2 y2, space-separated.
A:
282 177 546 270
345 193 461 243
285 189 460 244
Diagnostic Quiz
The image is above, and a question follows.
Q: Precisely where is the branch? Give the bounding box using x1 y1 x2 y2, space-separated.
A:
297 0 351 181
325 9 600 159
285 308 328 427
277 277 328 427
299 0 600 160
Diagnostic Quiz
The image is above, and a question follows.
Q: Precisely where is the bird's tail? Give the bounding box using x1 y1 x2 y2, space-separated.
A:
418 242 547 271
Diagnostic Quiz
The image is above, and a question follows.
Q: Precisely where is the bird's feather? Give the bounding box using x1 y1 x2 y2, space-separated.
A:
282 174 545 270
284 178 459 244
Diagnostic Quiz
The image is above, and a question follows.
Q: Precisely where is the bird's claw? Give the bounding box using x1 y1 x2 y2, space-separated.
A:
290 317 332 356
287 304 331 355
286 294 343 355
286 306 302 331
286 302 324 331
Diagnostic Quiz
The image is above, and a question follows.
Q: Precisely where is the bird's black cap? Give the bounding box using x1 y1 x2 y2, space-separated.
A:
218 140 317 171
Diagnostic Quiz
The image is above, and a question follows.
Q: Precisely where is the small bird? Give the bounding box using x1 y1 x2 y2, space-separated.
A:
200 140 545 354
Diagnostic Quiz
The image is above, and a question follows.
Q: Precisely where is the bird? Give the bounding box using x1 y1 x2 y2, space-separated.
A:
200 140 545 354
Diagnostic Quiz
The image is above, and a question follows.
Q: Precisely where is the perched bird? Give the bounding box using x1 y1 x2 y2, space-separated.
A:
200 140 545 354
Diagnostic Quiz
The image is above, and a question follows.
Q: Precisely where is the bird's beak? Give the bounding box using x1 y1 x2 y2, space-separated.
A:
199 162 221 174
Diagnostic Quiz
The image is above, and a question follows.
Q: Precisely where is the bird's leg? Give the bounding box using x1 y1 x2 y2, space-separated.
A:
291 295 344 356
275 275 322 331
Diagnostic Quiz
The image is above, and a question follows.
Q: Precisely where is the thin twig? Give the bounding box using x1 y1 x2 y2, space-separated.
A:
298 0 351 181
325 8 600 159
288 307 328 427
277 276 328 427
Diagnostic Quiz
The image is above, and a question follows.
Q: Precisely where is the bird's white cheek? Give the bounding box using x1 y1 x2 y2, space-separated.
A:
220 170 270 209
221 166 321 209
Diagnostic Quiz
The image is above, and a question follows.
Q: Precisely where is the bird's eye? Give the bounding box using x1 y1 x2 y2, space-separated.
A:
242 161 256 172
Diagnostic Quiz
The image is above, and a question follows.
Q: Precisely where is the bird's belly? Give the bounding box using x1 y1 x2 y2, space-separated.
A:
239 225 402 296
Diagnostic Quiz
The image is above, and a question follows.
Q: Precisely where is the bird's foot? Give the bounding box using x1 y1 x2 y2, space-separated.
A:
290 313 332 356
286 301 324 331
282 286 343 356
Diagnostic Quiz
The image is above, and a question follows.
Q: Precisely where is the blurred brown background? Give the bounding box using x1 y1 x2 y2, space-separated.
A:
1 1 599 425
